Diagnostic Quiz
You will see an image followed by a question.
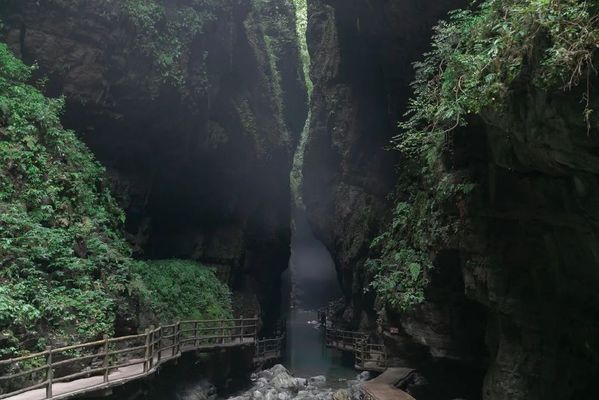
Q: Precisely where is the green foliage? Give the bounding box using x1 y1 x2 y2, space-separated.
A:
0 43 143 358
119 0 220 95
398 0 598 156
244 0 301 148
366 195 434 312
134 260 232 322
366 249 429 312
369 0 598 315
293 0 313 96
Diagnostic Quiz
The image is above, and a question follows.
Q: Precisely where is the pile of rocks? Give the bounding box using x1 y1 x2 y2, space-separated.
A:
227 365 369 400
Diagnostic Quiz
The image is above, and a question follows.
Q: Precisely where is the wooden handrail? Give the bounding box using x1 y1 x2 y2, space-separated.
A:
0 317 260 400
325 327 388 371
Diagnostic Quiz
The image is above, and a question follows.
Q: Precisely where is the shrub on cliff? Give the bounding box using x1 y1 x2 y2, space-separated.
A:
0 43 144 357
133 259 233 322
399 0 598 156
368 0 598 314
0 45 233 359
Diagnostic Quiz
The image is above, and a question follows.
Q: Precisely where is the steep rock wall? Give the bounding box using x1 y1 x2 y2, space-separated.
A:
1 0 308 331
302 0 466 313
302 1 599 399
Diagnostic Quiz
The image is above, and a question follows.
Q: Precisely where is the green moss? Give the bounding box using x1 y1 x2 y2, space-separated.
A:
133 260 232 322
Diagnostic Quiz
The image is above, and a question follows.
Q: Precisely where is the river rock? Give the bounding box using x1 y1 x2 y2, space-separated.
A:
357 372 369 382
277 392 291 400
258 370 275 381
273 372 299 390
253 391 264 400
332 389 349 400
308 376 326 387
227 365 364 400
271 364 289 377
256 378 269 388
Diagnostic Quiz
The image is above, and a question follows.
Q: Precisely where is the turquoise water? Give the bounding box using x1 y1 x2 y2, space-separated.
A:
283 210 357 387
284 308 356 388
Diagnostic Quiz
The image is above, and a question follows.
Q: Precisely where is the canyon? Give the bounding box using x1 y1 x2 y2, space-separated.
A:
1 1 597 399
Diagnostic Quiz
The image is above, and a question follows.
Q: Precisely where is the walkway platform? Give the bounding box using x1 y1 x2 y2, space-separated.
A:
0 319 283 400
361 368 416 400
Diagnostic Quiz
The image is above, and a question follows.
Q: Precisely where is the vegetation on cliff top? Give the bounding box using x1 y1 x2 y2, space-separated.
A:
368 0 598 314
0 44 231 358
118 0 223 95
399 0 598 157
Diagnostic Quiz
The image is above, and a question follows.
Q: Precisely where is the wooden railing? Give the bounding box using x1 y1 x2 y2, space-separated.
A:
325 327 388 372
0 318 258 400
325 328 367 351
254 334 285 366
355 339 387 371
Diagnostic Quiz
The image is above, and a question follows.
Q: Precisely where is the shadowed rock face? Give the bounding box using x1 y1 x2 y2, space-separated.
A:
302 0 466 304
0 0 308 332
302 1 599 399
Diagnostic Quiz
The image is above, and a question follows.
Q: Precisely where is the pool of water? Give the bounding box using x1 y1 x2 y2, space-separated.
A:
284 309 356 389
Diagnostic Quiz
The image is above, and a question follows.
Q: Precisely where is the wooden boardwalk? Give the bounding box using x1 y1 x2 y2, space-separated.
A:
361 368 416 400
325 328 417 399
0 318 284 400
324 328 387 372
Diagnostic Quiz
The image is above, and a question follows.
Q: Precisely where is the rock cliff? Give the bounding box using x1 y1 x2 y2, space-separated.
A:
301 1 599 399
1 0 308 331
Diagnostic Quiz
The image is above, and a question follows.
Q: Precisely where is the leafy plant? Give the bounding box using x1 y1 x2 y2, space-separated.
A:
397 0 598 157
118 0 221 95
370 0 598 314
0 42 144 357
133 260 232 322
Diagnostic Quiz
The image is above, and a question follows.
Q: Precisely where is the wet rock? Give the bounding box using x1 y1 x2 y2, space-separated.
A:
272 372 299 390
308 376 326 387
253 391 264 400
332 389 349 400
258 370 274 381
271 364 289 377
228 366 363 400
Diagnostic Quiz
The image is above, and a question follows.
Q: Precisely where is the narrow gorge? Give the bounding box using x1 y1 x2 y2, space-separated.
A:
0 1 597 400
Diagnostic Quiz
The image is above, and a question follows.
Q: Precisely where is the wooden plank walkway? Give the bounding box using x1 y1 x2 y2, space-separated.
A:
0 319 283 400
361 368 416 400
324 328 387 372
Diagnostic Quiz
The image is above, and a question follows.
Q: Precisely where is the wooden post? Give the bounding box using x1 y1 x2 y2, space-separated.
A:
103 335 109 383
240 316 244 343
157 327 162 365
150 325 156 371
221 319 225 345
143 329 150 373
176 322 181 355
46 346 53 399
254 315 258 343
194 321 199 348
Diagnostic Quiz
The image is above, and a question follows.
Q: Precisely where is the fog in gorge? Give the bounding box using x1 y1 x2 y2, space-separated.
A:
287 209 342 310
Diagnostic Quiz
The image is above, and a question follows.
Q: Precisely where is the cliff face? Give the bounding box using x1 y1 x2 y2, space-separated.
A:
1 0 307 330
303 1 599 399
461 86 599 399
302 0 465 315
